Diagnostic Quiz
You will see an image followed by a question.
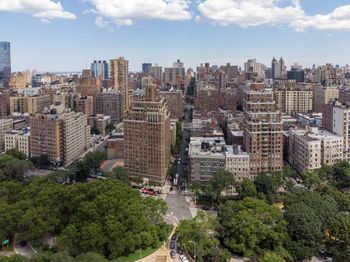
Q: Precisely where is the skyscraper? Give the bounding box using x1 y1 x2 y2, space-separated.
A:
142 63 152 75
90 60 109 80
124 85 171 186
243 83 283 177
271 57 280 80
0 42 11 88
110 57 130 114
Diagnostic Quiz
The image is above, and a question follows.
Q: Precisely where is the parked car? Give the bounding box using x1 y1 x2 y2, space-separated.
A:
180 255 189 262
171 234 177 241
170 250 176 259
170 241 176 249
202 206 210 211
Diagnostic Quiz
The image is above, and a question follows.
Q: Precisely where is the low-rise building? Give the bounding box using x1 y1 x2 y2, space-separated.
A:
4 129 30 157
225 145 251 181
0 119 13 152
189 137 226 182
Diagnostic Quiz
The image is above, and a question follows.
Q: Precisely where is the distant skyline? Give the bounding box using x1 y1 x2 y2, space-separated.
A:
1 0 350 72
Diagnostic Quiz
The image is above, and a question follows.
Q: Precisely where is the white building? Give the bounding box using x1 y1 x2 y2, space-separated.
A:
5 129 30 157
225 145 251 181
288 127 343 174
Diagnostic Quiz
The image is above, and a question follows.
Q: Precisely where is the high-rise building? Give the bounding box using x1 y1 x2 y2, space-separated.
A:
110 57 130 114
243 83 283 176
0 42 11 88
287 64 305 83
164 59 185 88
9 72 26 91
90 60 109 80
271 57 280 80
30 105 90 166
150 64 163 86
313 85 339 113
323 101 350 162
273 86 313 114
124 85 171 186
9 95 51 114
96 91 123 124
142 63 152 75
74 96 94 116
160 90 184 119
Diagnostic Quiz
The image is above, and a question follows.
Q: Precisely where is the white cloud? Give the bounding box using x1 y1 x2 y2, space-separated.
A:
0 0 76 21
197 0 350 31
85 0 192 26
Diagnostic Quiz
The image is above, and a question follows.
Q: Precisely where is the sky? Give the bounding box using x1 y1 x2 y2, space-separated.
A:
1 0 350 72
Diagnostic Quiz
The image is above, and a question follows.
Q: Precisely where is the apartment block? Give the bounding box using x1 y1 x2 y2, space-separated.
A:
75 96 94 116
96 91 123 124
124 85 171 186
5 129 30 157
273 87 313 114
30 105 90 166
194 86 219 116
9 95 51 114
313 85 339 113
88 114 111 136
189 137 226 182
287 127 343 174
110 57 130 114
225 145 251 181
323 101 350 162
243 83 283 176
9 72 26 91
0 119 13 152
160 89 184 119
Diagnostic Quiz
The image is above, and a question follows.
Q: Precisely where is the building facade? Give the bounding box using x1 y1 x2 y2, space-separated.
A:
0 42 11 88
243 83 283 176
124 85 171 186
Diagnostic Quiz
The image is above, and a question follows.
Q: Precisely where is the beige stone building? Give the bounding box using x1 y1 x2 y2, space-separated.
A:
313 85 339 113
0 119 13 152
75 96 94 116
287 127 343 174
273 87 313 114
88 114 111 136
225 145 251 181
30 105 90 166
110 57 131 114
124 85 171 186
5 129 30 157
9 72 26 91
9 95 51 114
243 83 283 176
160 90 184 119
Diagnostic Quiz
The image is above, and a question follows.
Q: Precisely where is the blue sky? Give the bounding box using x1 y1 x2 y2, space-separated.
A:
1 0 350 72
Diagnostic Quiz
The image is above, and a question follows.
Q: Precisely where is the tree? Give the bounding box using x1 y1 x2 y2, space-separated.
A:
284 202 322 259
177 211 220 261
282 165 293 178
218 198 289 258
167 164 177 179
324 214 350 261
106 167 130 185
301 171 321 190
204 170 235 203
254 173 283 202
90 127 101 135
261 251 286 262
0 154 33 182
237 180 257 200
5 149 27 160
105 123 115 134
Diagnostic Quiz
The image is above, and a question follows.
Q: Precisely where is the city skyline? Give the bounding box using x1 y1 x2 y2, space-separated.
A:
1 0 350 71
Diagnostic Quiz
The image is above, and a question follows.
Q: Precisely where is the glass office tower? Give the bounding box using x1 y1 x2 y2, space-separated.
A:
0 42 11 88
